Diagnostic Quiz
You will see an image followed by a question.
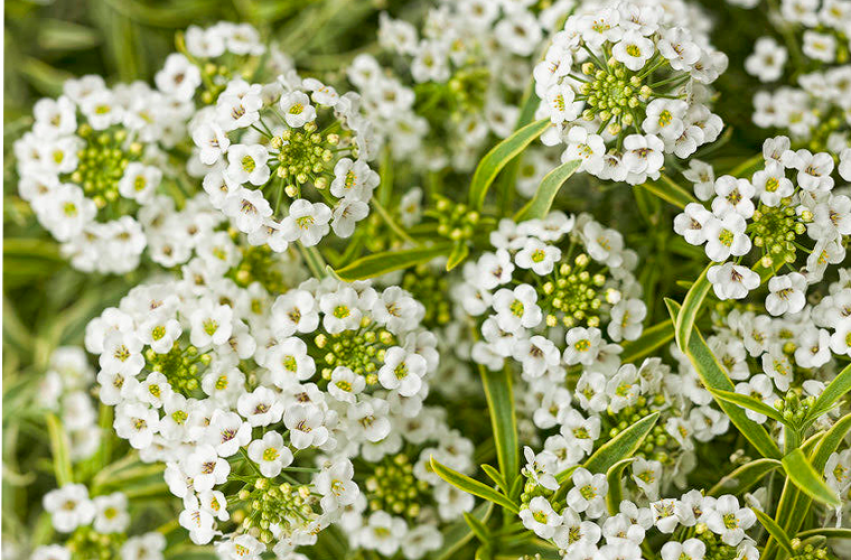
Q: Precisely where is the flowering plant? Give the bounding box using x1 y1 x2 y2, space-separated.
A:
5 2 851 560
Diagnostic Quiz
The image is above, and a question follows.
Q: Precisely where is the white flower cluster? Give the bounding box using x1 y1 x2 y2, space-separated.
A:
458 212 645 380
375 0 557 170
35 484 164 560
518 451 759 560
36 347 101 462
14 75 192 273
744 0 851 147
675 136 851 305
534 0 727 184
337 405 476 559
192 72 378 251
84 268 439 552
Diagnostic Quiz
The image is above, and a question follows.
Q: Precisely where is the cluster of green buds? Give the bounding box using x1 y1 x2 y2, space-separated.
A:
271 123 344 197
750 201 809 268
579 61 654 136
71 125 142 210
789 540 830 560
428 196 483 244
541 255 608 328
65 526 122 560
401 266 452 327
364 453 428 518
446 66 491 117
774 389 817 426
236 478 314 544
315 320 396 385
693 524 743 560
228 235 290 293
606 398 677 464
145 343 211 395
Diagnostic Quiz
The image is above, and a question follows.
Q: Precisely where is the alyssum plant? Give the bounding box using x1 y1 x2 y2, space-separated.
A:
7 1 851 560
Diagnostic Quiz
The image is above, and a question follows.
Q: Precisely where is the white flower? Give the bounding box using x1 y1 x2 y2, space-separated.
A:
704 495 756 545
319 287 362 334
563 327 603 366
674 203 713 245
282 199 332 246
766 273 807 316
608 298 646 342
193 122 231 165
114 402 160 449
215 535 266 560
314 459 359 513
92 492 130 533
330 158 379 201
703 212 751 262
745 37 787 82
284 403 329 449
222 188 273 234
613 31 655 71
185 444 231 492
567 468 608 519
43 484 95 533
492 284 543 332
247 431 293 477
519 496 561 539
331 199 369 237
515 237 562 275
226 144 270 186
711 176 755 219
643 99 688 142
661 539 706 560
707 263 760 300
279 91 317 127
378 346 427 396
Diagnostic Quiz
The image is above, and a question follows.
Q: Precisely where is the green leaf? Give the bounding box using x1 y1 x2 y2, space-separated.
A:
463 511 491 543
446 242 470 271
806 362 851 423
708 458 783 497
46 414 73 486
430 457 519 514
558 412 660 484
469 119 550 210
811 412 851 471
797 528 851 540
753 508 795 556
620 320 674 364
708 389 787 425
480 366 520 490
674 265 711 351
481 464 508 495
636 174 698 210
605 458 635 515
782 448 841 507
666 299 783 459
431 503 493 560
333 243 452 281
514 160 582 221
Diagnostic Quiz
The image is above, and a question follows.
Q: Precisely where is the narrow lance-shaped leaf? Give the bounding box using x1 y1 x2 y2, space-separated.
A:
480 365 520 489
557 412 660 484
430 457 519 514
805 362 851 423
514 160 582 222
606 458 635 515
708 458 783 497
46 413 73 486
781 448 841 507
674 264 711 351
620 320 674 364
637 174 698 210
708 389 788 425
666 299 783 459
433 503 493 560
797 528 851 540
446 242 470 272
469 119 550 210
753 508 795 556
811 412 851 471
463 511 491 544
333 243 453 281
